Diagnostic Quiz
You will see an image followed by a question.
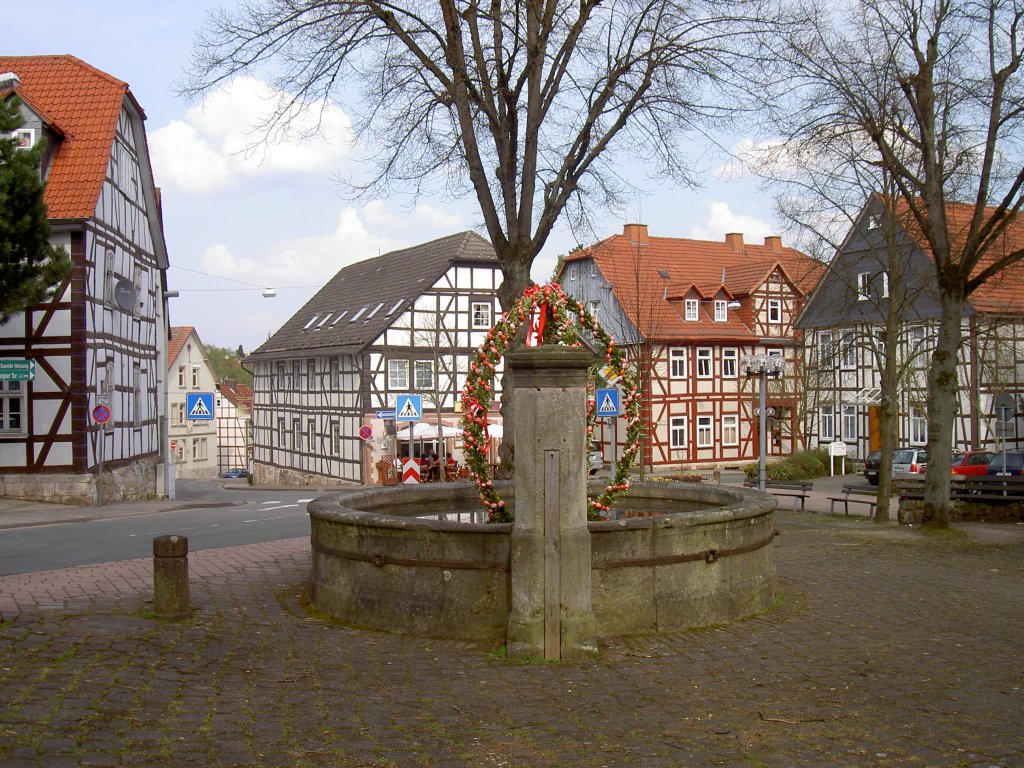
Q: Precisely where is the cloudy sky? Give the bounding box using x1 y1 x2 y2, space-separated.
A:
10 1 781 353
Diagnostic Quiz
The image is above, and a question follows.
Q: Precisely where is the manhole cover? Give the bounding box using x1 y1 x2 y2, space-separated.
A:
65 614 154 635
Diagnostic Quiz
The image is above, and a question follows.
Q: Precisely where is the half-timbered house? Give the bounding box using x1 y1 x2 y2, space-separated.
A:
560 224 822 472
216 379 253 474
246 232 502 486
167 326 218 480
796 197 1024 459
0 56 170 503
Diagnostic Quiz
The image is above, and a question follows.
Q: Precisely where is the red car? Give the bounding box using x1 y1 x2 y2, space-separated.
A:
951 450 996 476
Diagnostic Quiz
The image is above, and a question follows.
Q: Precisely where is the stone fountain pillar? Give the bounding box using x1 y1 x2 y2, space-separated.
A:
506 346 599 660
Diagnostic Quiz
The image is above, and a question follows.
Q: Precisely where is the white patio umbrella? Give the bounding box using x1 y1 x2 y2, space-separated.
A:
396 422 462 440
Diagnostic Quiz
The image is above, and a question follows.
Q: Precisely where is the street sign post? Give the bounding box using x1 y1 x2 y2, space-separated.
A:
0 359 35 381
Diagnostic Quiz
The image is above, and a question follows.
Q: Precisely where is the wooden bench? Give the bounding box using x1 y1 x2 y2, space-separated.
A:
827 484 878 516
894 475 1024 503
743 479 813 511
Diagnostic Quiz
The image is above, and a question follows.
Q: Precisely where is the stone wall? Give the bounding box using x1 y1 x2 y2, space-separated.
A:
0 458 157 506
254 462 356 488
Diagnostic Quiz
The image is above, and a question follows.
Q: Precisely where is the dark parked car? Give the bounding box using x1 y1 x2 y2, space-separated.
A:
220 467 249 479
986 451 1024 476
863 450 882 485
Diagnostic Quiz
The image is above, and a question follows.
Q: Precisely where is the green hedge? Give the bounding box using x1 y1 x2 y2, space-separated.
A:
743 447 833 482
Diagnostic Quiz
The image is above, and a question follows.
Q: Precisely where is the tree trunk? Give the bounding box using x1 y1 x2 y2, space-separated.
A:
495 245 535 476
921 286 965 528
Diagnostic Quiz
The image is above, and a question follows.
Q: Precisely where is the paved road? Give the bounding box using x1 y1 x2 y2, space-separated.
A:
1 498 1022 766
0 494 314 575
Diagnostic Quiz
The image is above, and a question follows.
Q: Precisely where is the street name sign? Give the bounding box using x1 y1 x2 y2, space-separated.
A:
0 359 35 381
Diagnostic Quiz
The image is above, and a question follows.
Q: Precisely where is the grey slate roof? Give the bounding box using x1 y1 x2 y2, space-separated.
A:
247 231 498 362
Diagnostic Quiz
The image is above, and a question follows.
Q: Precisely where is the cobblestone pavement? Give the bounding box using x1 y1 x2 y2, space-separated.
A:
1 511 1022 767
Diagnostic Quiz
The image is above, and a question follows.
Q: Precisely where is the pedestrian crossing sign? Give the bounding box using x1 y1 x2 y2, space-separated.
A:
395 393 422 422
186 392 215 420
595 387 621 418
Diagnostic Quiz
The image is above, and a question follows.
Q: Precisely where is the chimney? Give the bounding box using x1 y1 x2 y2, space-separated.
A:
725 232 744 251
764 235 782 252
623 223 649 245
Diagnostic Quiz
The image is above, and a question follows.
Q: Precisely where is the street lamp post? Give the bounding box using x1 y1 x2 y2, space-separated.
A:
741 353 784 492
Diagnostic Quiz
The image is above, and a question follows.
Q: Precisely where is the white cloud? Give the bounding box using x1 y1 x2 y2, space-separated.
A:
150 76 353 193
199 207 405 292
689 201 777 243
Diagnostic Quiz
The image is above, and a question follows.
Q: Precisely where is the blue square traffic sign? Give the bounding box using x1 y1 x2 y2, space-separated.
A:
186 392 215 420
395 394 422 422
596 388 621 418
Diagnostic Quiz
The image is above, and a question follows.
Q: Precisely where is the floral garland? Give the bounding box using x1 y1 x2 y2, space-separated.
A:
460 282 643 522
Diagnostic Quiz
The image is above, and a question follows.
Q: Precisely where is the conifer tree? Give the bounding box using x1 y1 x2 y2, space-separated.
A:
0 97 71 322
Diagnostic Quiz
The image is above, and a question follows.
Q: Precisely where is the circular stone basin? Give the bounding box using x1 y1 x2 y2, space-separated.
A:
308 481 777 641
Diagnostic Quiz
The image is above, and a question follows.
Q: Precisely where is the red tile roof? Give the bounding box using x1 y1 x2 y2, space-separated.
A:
567 226 823 341
167 326 194 370
895 198 1024 314
0 55 132 220
219 381 253 412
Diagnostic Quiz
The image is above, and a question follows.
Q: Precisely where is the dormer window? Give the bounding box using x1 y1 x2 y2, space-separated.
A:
714 300 727 321
685 299 698 321
767 299 782 323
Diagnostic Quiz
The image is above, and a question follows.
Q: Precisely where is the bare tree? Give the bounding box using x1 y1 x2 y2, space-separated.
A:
187 1 767 306
758 0 1024 527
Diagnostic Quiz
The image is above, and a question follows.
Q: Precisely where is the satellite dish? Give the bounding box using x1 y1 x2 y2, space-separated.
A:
114 279 137 312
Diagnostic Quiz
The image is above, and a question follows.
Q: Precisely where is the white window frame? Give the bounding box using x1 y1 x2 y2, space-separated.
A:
331 422 341 455
330 359 340 389
669 348 687 379
840 332 857 370
820 407 835 441
0 381 26 434
841 405 857 441
767 299 782 324
307 418 316 452
857 272 870 301
722 414 739 446
722 348 738 378
696 348 712 379
670 416 687 449
388 359 409 390
818 331 833 369
714 300 727 322
471 302 492 329
910 409 928 445
696 416 713 448
191 365 200 389
685 299 699 321
307 359 316 391
177 365 186 388
568 263 578 281
133 364 142 426
14 128 34 149
414 360 434 390
277 418 286 447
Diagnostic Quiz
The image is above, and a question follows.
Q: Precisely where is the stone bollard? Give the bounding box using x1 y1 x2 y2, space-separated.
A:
714 469 721 485
153 534 190 618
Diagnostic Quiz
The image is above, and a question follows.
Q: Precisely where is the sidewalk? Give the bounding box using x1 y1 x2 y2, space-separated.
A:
1 487 1022 765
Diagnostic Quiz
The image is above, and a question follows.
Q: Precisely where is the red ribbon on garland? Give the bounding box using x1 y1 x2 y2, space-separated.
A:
526 301 550 347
